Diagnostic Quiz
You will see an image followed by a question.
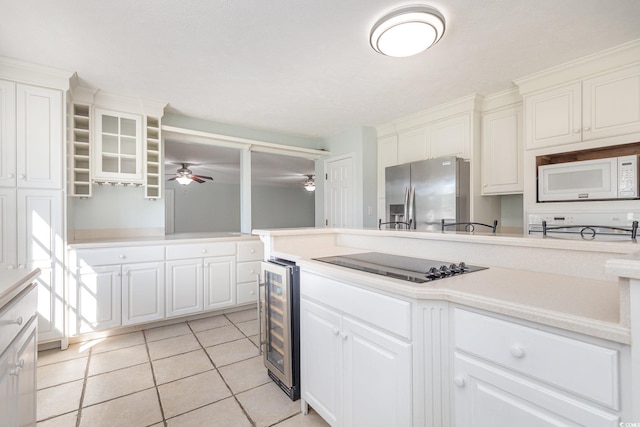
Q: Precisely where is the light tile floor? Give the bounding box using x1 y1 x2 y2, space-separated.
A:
37 308 328 427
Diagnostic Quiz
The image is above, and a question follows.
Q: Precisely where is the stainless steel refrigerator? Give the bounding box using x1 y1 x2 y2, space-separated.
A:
385 156 470 231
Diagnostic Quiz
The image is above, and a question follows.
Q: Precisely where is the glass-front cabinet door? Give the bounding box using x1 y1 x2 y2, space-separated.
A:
93 108 143 183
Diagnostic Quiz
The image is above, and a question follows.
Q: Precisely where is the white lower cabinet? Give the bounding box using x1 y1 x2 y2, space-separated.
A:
165 259 203 317
203 256 235 310
76 265 121 333
121 262 164 326
300 272 412 427
236 240 263 305
452 308 622 426
0 283 38 427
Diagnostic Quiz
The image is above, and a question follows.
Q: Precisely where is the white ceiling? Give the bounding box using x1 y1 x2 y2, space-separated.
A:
2 0 639 141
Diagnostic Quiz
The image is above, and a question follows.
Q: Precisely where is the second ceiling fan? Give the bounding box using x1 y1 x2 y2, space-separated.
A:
168 163 213 185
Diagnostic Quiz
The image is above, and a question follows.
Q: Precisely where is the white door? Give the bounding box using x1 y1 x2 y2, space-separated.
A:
342 317 412 427
203 256 235 310
122 262 164 325
0 79 16 188
77 265 122 333
166 258 203 317
300 299 343 426
325 156 355 228
16 84 62 189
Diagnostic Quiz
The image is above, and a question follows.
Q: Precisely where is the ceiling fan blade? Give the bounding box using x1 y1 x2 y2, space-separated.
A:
167 176 178 181
192 176 205 183
193 174 214 180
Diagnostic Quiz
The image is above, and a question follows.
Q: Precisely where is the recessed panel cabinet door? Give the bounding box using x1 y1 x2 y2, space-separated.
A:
77 265 122 333
300 298 342 427
203 256 235 310
342 317 412 427
166 258 204 317
122 262 164 325
16 84 62 189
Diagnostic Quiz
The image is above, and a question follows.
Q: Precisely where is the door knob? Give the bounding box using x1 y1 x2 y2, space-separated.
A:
454 376 466 387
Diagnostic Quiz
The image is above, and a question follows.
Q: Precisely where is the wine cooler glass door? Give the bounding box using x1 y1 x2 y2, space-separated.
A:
261 263 292 386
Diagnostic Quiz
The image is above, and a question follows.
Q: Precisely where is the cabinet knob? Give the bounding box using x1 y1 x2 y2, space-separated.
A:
9 359 25 376
119 255 126 259
332 328 340 336
482 184 487 187
454 376 466 387
7 265 15 270
249 290 255 295
249 269 255 274
201 249 206 254
12 316 23 326
341 332 348 340
8 173 14 178
250 249 255 253
18 264 25 269
510 345 525 359
18 174 25 180
583 127 590 132
573 129 581 134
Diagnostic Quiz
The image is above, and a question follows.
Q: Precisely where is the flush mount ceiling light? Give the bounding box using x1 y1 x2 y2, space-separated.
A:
370 5 445 57
304 175 316 192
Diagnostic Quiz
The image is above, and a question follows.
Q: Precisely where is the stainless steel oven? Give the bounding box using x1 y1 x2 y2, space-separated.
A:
258 259 300 400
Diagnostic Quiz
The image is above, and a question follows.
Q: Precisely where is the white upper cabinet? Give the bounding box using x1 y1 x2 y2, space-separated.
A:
582 65 640 141
93 108 143 183
398 126 428 164
481 105 523 194
0 81 62 189
429 114 470 159
523 65 640 150
524 82 581 149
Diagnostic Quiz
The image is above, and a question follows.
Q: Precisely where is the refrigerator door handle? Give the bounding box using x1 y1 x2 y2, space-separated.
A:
408 186 415 229
403 187 409 229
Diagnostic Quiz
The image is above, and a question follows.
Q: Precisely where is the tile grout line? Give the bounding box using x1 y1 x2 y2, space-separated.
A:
74 346 93 427
142 329 169 427
192 315 258 427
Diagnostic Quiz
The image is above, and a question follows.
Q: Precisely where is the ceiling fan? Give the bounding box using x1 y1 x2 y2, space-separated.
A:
167 163 213 185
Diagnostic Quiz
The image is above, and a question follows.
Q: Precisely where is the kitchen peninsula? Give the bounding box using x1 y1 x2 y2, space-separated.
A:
254 227 640 426
66 233 263 343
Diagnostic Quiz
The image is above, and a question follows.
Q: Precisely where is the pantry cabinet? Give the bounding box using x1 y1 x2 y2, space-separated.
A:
452 308 621 426
523 65 640 149
481 105 523 194
300 271 412 427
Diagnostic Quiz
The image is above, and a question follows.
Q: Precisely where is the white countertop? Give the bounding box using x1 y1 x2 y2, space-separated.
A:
255 227 636 344
0 268 40 309
69 232 260 249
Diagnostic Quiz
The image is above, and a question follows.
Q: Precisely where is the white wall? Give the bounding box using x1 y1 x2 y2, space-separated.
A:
252 185 315 229
168 180 241 233
72 185 164 231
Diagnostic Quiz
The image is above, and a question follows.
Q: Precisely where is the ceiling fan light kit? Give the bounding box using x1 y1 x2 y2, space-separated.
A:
304 174 316 192
370 4 445 57
168 163 214 185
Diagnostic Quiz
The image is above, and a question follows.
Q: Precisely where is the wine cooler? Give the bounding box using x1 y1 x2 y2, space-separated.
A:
259 259 300 400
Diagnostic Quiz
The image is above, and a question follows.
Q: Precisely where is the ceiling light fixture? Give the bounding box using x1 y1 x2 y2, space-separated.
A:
370 5 445 57
304 175 316 192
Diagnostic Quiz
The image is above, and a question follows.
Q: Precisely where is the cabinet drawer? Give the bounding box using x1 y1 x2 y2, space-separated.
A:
76 246 164 266
237 240 263 262
301 271 411 339
166 242 235 260
237 282 258 304
0 283 37 352
237 261 261 284
454 308 619 408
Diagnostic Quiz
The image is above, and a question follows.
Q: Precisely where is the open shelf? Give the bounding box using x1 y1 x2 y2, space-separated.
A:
70 103 92 198
145 116 162 199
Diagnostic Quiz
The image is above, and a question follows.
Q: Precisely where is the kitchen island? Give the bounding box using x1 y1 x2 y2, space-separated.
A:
254 227 640 426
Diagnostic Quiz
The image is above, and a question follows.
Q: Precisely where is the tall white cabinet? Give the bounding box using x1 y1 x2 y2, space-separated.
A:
0 70 68 346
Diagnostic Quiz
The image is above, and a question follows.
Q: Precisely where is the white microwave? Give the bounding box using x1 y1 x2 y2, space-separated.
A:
538 155 639 202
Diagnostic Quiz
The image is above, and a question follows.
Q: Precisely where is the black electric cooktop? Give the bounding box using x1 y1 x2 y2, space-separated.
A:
313 252 487 284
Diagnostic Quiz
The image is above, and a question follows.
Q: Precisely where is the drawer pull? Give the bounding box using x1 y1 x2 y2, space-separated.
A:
454 376 466 388
332 328 340 336
7 265 15 270
250 249 255 254
341 332 348 340
510 345 525 359
12 316 23 326
119 255 126 259
201 249 207 254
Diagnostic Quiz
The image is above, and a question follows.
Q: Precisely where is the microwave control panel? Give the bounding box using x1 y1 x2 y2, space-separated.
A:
618 155 638 198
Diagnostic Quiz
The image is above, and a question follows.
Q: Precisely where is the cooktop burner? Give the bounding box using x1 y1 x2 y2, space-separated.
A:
313 252 487 283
